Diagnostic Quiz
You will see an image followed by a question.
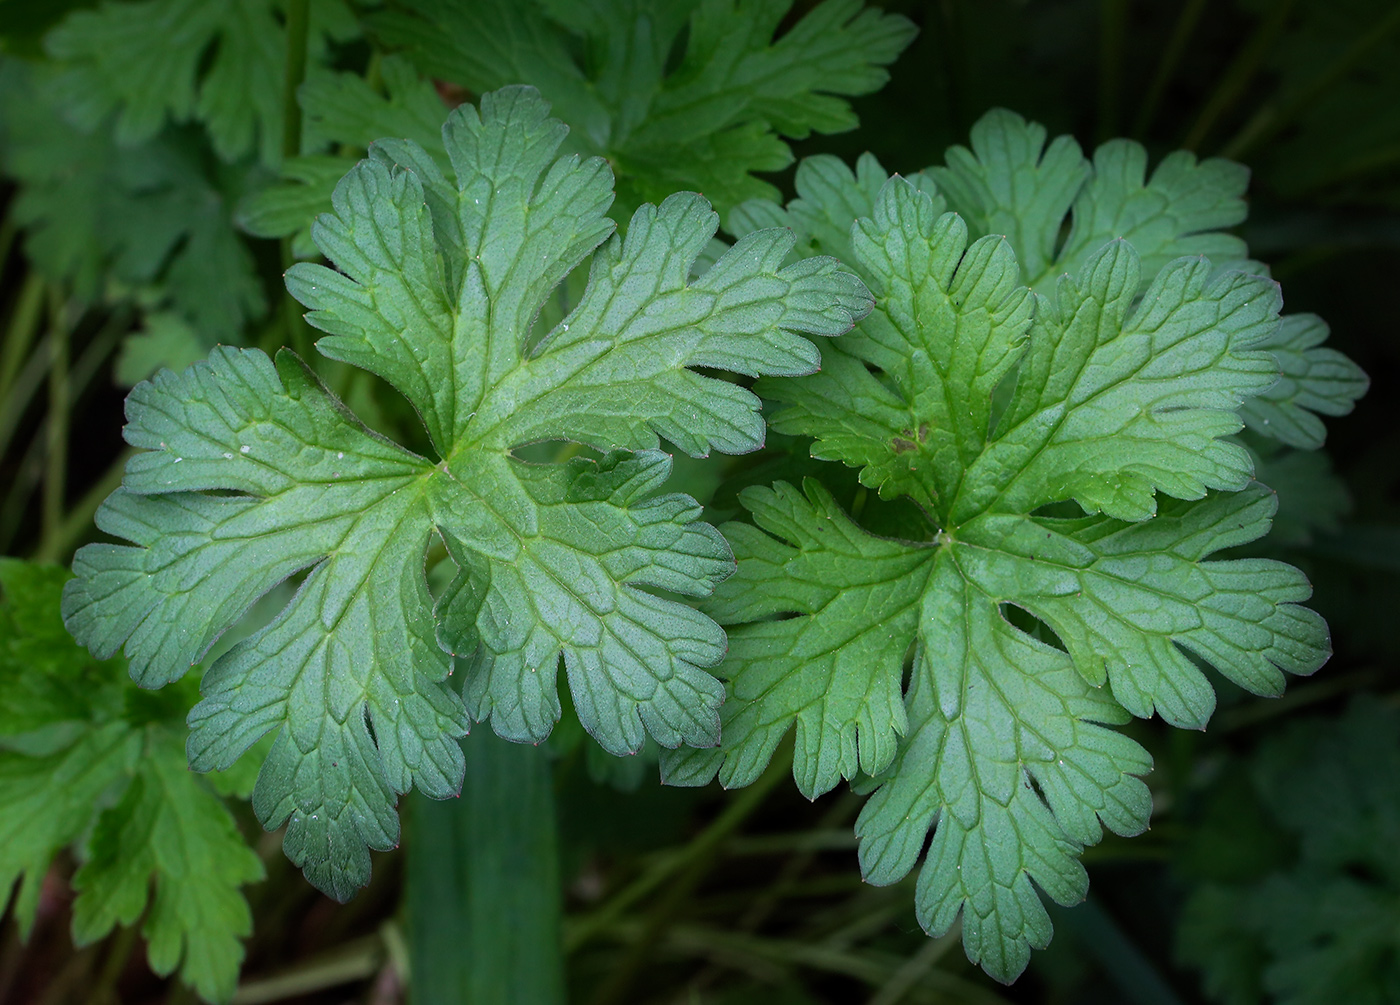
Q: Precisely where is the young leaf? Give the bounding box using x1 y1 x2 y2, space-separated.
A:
0 560 262 1004
63 86 871 900
674 171 1333 981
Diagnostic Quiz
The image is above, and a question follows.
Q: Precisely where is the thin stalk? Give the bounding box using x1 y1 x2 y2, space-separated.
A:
1097 0 1128 141
865 923 963 1005
1052 897 1185 1005
1132 0 1207 138
1220 4 1400 160
0 212 16 276
1181 0 1295 152
0 333 51 464
279 0 313 359
90 921 142 1004
42 288 69 545
586 747 794 1005
567 743 793 955
601 921 1010 1005
0 425 44 552
232 935 383 1004
406 731 565 1005
0 272 45 401
35 448 134 562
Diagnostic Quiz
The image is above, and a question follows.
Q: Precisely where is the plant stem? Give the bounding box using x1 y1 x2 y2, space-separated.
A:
42 287 68 546
567 742 793 955
586 746 794 1005
1220 5 1400 160
1132 0 1207 138
406 731 566 1005
279 0 313 359
1181 0 1295 152
232 935 383 1004
1097 0 1128 141
865 923 962 1005
0 272 45 403
91 921 142 1004
35 448 134 563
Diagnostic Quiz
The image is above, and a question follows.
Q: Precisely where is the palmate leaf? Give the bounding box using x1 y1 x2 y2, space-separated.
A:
667 164 1334 981
240 0 915 247
0 560 262 1005
64 86 870 900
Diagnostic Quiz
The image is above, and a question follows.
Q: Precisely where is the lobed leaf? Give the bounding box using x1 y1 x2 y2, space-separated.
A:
65 87 870 897
681 136 1340 981
0 560 262 1003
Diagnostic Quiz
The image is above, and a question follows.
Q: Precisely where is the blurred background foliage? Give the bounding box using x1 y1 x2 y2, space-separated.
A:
0 0 1397 1003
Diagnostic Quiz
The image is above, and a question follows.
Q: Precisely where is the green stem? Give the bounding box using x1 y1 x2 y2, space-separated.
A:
567 743 793 956
232 935 383 1004
42 288 68 546
280 0 309 163
35 448 134 563
1220 4 1400 160
406 731 565 1005
1051 897 1185 1005
0 272 45 403
1097 0 1128 141
1181 0 1296 152
1132 0 1207 138
586 747 793 1005
0 333 50 467
90 921 142 1004
279 0 313 359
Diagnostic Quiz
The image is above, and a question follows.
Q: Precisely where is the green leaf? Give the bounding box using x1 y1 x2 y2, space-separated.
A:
72 739 264 1004
44 0 357 165
64 86 871 899
371 0 917 215
672 167 1332 982
664 479 933 798
0 559 262 1003
929 107 1257 295
0 60 265 342
1179 702 1400 1005
1237 314 1369 450
238 55 450 256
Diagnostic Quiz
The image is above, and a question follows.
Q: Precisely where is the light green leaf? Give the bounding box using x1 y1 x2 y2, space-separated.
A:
663 479 932 798
1238 314 1369 450
930 107 1257 294
681 160 1332 982
64 87 870 898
